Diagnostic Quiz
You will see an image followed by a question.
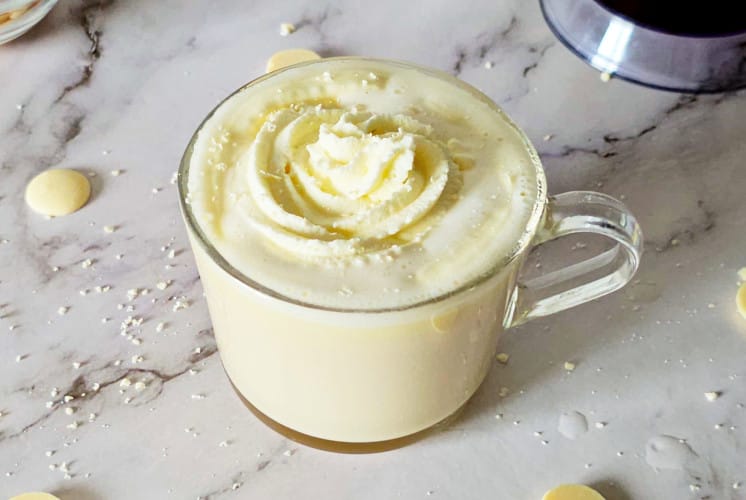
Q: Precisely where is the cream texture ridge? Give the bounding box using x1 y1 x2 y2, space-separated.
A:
186 59 540 309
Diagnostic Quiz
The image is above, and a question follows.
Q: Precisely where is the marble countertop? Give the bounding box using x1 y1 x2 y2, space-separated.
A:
1 1 745 499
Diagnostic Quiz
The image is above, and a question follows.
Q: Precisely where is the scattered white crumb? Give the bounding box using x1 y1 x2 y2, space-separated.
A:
170 172 178 184
152 187 161 194
496 352 510 364
120 378 132 387
232 482 241 490
595 421 607 429
705 391 721 401
45 450 54 457
167 249 176 259
115 254 124 260
15 354 24 362
81 259 93 269
283 449 296 457
194 347 202 354
132 337 142 346
123 397 132 404
110 169 122 176
738 268 746 281
45 401 55 409
543 134 554 141
156 280 170 290
600 72 612 82
134 381 147 391
127 288 140 301
498 386 509 398
219 440 230 447
564 361 576 371
66 421 79 429
88 413 97 421
64 407 75 415
156 322 166 332
279 22 295 36
79 289 89 296
72 362 81 370
173 297 190 312
707 303 715 309
484 61 494 69
103 225 116 233
101 317 110 323
91 383 100 391
191 393 205 400
734 481 742 489
131 355 144 364
49 464 57 471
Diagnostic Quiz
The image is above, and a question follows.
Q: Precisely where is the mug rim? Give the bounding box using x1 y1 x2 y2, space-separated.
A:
178 56 548 314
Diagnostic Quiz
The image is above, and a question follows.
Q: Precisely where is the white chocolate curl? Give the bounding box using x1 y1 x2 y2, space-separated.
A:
236 106 461 259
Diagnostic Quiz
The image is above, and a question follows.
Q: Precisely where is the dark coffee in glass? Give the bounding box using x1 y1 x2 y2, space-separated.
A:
596 0 746 36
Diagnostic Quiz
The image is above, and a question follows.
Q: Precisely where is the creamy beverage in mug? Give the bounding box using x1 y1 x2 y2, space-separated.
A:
179 58 642 445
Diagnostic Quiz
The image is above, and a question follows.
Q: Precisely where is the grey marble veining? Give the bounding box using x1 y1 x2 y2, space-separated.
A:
1 0 745 499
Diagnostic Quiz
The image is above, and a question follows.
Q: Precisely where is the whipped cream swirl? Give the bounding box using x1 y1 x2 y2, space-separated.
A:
237 105 462 259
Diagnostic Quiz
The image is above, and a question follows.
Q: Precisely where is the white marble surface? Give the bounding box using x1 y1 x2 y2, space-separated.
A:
1 1 745 499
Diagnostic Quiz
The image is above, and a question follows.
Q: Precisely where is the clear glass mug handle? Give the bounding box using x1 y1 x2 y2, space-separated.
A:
505 191 643 327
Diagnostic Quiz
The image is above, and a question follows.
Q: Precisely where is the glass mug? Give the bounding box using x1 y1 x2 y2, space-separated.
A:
178 58 642 452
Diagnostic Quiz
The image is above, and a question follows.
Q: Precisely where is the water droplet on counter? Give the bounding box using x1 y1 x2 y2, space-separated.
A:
558 411 588 440
645 435 697 470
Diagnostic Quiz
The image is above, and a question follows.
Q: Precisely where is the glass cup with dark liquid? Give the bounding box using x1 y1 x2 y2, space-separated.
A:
541 0 746 92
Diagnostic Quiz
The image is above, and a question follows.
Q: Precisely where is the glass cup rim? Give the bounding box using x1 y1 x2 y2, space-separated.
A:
178 56 548 314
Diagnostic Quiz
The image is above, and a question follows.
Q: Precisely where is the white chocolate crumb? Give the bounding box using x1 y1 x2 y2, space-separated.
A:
496 352 510 364
173 297 190 312
564 361 576 371
156 280 170 290
704 391 721 401
81 259 93 268
63 395 74 403
66 421 79 429
279 22 295 36
119 378 132 387
134 381 147 391
64 407 75 415
103 225 116 233
88 412 97 421
131 337 142 346
126 288 140 301
131 355 144 364
110 169 122 176
91 383 100 391
72 362 81 369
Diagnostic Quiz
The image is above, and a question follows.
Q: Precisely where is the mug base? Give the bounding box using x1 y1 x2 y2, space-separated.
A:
226 374 466 454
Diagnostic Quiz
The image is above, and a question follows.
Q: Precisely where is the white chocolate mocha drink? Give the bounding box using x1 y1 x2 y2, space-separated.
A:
183 59 544 443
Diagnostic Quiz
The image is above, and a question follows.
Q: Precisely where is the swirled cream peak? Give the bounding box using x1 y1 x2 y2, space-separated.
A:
187 59 540 309
242 107 460 259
